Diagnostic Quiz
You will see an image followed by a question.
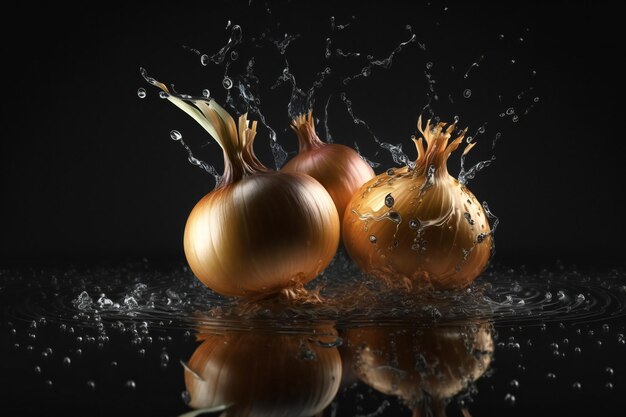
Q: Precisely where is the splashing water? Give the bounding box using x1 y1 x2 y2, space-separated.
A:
463 55 485 79
169 130 222 184
341 26 419 85
193 24 243 66
340 93 412 167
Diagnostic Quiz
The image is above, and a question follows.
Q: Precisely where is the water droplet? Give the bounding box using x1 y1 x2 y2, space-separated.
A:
137 88 146 98
87 380 96 391
44 380 53 388
533 96 540 103
506 107 515 115
62 357 71 366
574 347 582 354
557 290 566 300
384 193 394 207
499 34 505 40
181 390 191 405
202 89 210 98
369 235 377 244
170 130 182 141
606 367 614 377
512 115 519 123
200 54 209 66
464 212 475 225
222 77 233 89
463 89 472 98
124 295 139 309
159 91 169 99
125 380 136 390
426 62 433 69
409 219 420 229
34 366 41 375
510 59 516 64
504 393 516 406
510 380 519 389
602 323 610 332
547 372 556 380
576 293 585 302
361 67 371 77
230 51 239 60
386 168 395 176
572 382 582 391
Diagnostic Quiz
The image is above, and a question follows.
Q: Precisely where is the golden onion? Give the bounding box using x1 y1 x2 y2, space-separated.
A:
183 327 342 417
282 111 375 223
151 81 340 297
342 117 492 290
343 322 493 414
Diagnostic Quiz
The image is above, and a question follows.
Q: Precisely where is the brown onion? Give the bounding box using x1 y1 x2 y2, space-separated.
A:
282 111 375 222
343 322 493 416
183 326 342 417
342 117 492 290
150 80 340 297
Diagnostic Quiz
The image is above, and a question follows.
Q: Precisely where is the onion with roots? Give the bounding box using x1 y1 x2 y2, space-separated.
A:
342 117 493 290
282 111 375 223
148 77 340 298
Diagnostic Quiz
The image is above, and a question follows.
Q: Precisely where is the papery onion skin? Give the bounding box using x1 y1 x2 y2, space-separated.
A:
282 112 375 223
342 118 492 290
184 328 342 417
185 171 340 296
150 79 340 297
343 322 493 406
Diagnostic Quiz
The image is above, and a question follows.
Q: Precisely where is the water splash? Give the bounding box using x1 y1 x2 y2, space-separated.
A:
353 141 381 168
342 26 419 85
463 55 485 79
194 24 242 66
224 58 288 168
458 145 496 186
340 93 413 167
169 130 222 184
271 58 332 120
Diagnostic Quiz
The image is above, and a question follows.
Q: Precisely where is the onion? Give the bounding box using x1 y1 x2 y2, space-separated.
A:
282 111 375 222
150 80 340 297
342 117 492 290
343 322 493 415
183 327 342 417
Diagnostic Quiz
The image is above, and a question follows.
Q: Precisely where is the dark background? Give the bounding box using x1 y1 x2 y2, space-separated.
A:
1 0 623 269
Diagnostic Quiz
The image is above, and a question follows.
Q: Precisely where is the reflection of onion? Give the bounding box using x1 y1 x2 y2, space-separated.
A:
184 328 342 417
344 322 493 415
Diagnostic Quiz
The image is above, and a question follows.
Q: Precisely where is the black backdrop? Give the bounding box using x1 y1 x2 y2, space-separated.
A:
1 0 624 268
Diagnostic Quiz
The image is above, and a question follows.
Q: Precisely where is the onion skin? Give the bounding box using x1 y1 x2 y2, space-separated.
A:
282 112 375 223
185 171 340 296
184 327 342 417
343 322 493 411
150 80 340 297
342 118 492 290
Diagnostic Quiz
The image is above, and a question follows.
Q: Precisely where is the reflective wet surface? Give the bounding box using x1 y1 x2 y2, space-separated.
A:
1 253 625 416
